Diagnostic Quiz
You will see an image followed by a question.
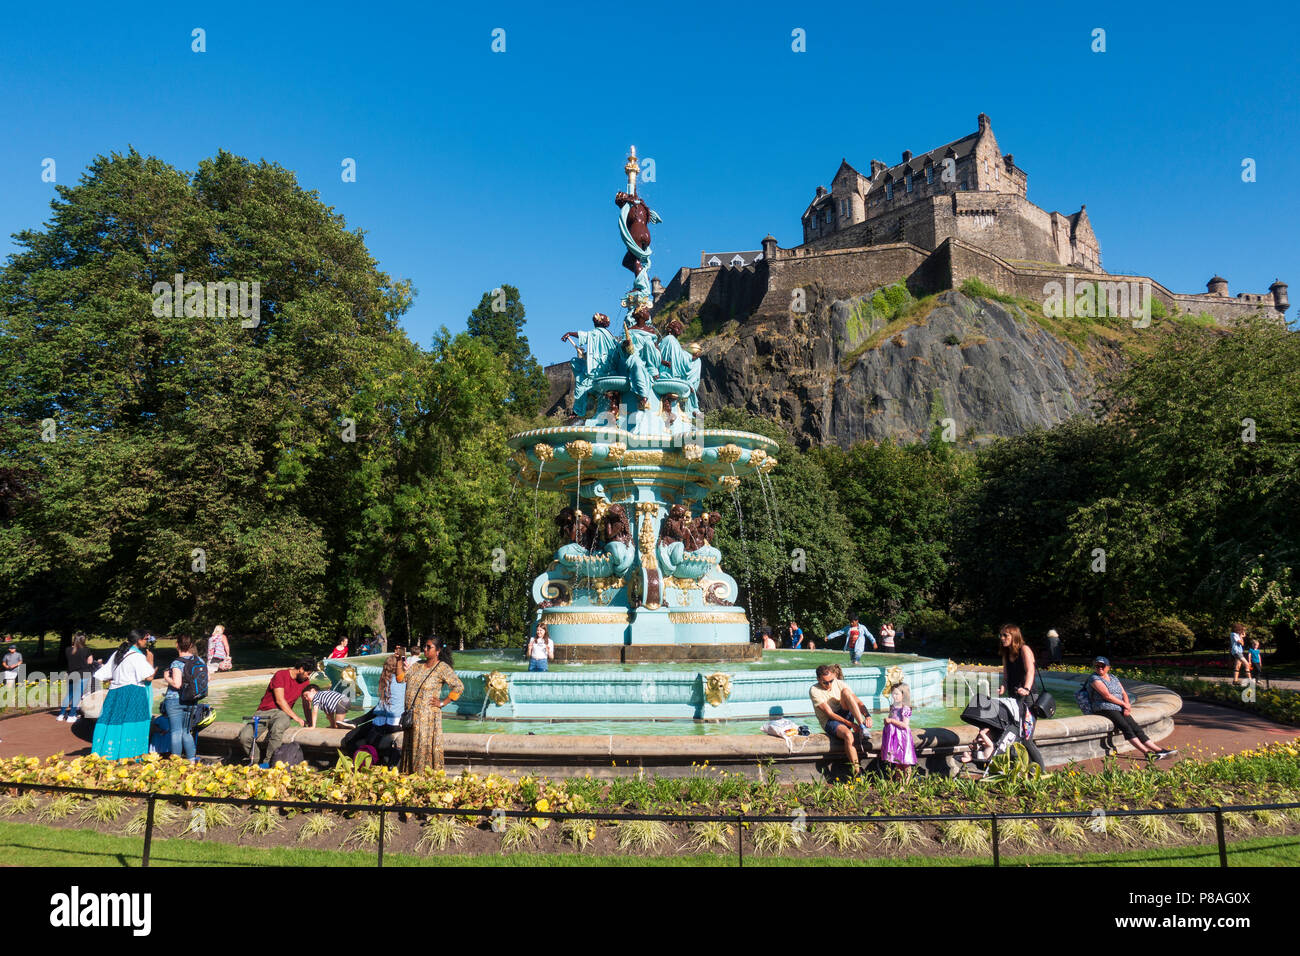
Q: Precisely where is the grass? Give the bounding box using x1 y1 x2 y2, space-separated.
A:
1133 814 1176 843
238 807 283 838
1049 818 1088 848
37 794 81 821
121 802 180 835
0 793 37 817
614 819 672 853
750 821 804 854
297 813 338 842
681 820 733 853
2 820 1296 868
499 820 541 852
418 815 467 852
79 796 129 824
939 819 990 853
559 818 596 851
340 814 393 849
815 821 867 853
879 820 926 851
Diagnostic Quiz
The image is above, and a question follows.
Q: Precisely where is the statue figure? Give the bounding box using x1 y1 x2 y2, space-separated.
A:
616 190 661 300
657 318 701 417
656 503 694 578
562 312 620 418
623 304 661 411
555 505 594 551
688 511 722 551
597 505 635 577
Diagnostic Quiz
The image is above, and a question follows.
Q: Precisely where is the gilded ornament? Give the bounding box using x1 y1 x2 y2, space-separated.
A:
606 442 627 463
484 671 511 706
682 444 703 461
704 672 733 706
566 440 594 460
716 443 743 464
533 443 555 462
719 475 741 492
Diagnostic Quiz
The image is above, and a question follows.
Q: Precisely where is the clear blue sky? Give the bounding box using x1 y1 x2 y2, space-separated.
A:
3 0 1297 364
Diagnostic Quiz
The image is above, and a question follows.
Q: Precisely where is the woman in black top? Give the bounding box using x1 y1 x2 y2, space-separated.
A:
997 624 1035 708
58 631 96 722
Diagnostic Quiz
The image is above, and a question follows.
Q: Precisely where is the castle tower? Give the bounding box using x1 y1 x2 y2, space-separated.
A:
1270 279 1289 312
1208 275 1229 296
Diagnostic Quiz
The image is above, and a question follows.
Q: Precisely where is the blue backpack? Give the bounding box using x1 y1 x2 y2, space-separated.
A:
179 656 209 705
1074 677 1096 716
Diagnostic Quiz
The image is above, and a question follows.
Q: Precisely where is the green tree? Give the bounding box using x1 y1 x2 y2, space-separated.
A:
466 284 548 418
701 409 857 641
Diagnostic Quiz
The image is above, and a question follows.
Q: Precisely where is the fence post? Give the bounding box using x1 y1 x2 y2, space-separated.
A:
990 813 1000 868
737 812 744 868
377 809 386 868
141 795 156 868
1213 807 1228 868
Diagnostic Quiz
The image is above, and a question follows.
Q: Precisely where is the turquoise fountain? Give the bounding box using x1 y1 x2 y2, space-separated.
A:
327 149 949 724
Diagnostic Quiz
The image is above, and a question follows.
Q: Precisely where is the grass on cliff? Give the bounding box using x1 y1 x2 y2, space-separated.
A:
840 283 941 367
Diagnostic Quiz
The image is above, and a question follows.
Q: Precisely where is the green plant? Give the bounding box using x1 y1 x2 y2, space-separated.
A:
340 813 394 849
0 793 37 817
238 807 284 838
559 818 596 850
1088 814 1135 846
121 802 180 835
999 819 1042 850
751 821 804 855
79 796 129 824
669 820 724 853
499 820 540 852
1049 818 1088 848
1177 813 1211 837
939 819 989 853
1251 809 1286 831
297 813 338 842
815 821 867 852
416 815 466 852
1132 814 1175 843
180 803 234 836
1222 810 1254 834
37 794 80 821
879 820 925 851
615 819 671 853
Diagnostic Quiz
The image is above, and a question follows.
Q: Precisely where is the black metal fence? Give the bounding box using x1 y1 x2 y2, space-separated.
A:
4 780 1297 868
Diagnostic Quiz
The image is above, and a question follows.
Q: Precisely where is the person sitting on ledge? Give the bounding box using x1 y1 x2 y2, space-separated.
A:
1088 656 1176 760
810 664 872 773
237 659 315 767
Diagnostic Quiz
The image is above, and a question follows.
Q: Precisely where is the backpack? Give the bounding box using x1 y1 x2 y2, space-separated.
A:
271 741 306 766
1075 677 1096 716
179 656 209 705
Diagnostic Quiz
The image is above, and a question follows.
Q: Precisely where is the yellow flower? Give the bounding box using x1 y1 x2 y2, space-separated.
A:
535 798 550 813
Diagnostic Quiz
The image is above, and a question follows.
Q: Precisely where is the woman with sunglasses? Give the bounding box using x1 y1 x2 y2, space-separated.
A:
398 635 464 773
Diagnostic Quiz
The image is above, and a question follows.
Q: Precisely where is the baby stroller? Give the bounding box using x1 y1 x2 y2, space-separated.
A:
953 692 1044 778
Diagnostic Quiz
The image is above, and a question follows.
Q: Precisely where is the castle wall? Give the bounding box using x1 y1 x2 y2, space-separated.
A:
759 243 930 314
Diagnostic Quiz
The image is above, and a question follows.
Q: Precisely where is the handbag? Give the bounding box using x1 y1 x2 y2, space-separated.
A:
1029 670 1057 719
398 665 438 731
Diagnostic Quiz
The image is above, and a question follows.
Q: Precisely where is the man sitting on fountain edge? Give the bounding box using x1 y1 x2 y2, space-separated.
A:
810 664 872 773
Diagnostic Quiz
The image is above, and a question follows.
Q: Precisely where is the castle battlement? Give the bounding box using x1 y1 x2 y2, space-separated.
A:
653 114 1287 329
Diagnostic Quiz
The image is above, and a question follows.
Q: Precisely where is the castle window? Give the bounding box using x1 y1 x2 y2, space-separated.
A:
925 165 934 184
885 181 893 200
824 208 832 225
960 178 968 190
995 165 1000 183
905 171 913 193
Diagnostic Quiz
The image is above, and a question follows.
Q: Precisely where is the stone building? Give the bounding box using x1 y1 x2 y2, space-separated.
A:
799 113 1100 272
654 113 1288 329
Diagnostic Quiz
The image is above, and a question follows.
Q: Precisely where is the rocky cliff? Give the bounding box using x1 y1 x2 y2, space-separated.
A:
691 288 1124 448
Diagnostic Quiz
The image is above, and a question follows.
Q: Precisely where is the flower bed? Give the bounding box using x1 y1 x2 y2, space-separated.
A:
0 742 1297 859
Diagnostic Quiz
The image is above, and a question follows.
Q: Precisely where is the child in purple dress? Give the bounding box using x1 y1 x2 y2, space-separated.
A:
880 682 917 778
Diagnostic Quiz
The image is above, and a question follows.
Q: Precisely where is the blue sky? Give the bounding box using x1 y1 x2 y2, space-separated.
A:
2 0 1296 365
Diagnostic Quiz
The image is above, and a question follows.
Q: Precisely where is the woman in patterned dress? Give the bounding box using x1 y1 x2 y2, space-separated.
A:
399 635 463 773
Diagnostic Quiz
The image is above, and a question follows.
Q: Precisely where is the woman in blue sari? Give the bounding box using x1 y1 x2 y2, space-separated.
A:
91 630 156 760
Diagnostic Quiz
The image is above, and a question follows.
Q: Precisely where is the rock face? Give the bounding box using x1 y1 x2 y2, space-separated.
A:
694 289 1118 448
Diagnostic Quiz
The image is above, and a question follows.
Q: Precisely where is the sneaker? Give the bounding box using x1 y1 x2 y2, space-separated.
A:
1156 748 1178 759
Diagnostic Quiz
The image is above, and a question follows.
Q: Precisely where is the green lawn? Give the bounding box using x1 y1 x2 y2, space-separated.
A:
0 820 1296 867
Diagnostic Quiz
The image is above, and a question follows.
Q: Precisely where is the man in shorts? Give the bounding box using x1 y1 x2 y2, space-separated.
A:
810 664 872 772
